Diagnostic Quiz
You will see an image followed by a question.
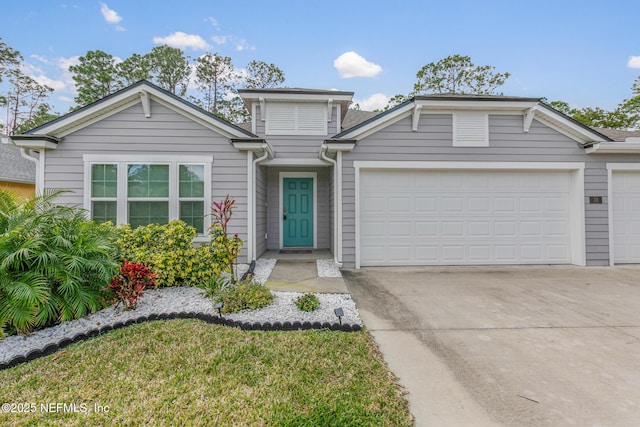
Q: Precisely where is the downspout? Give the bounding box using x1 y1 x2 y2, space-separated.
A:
251 147 269 261
320 145 340 265
21 149 42 192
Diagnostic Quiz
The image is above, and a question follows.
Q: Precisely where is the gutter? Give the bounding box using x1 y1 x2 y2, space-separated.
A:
320 144 342 265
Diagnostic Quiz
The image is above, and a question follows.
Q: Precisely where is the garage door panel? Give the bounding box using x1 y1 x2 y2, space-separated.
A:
612 172 640 263
360 170 573 266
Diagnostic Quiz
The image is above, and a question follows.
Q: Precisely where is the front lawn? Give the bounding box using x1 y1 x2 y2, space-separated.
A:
0 320 412 426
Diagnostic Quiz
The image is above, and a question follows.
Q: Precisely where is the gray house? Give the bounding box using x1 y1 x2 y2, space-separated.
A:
4 80 640 268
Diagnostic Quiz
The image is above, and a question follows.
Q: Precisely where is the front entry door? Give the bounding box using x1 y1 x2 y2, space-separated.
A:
283 177 313 247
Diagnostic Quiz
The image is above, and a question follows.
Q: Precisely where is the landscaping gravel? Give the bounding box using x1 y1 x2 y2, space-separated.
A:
0 282 361 366
317 258 343 277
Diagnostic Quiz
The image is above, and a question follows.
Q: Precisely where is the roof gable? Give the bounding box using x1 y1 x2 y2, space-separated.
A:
26 80 257 139
335 95 610 145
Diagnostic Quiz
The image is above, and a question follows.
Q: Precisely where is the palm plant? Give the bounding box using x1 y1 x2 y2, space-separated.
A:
0 190 119 336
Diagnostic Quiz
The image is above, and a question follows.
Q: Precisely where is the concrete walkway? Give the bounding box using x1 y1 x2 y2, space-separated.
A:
265 259 349 293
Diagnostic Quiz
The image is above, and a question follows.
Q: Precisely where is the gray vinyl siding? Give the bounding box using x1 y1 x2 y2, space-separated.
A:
43 100 250 263
328 165 335 254
341 113 640 268
265 167 331 250
253 105 338 159
255 164 267 258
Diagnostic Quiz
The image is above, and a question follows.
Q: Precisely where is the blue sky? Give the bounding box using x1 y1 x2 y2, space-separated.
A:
3 0 639 114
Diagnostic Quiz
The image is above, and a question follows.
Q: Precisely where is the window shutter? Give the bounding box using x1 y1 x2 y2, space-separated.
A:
265 102 327 135
297 104 327 133
266 103 296 133
453 112 488 146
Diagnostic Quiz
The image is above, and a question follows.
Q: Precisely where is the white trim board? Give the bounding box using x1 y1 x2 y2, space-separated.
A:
353 161 586 268
278 171 318 249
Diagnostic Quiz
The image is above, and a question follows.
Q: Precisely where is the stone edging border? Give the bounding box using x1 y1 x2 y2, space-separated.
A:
0 312 362 371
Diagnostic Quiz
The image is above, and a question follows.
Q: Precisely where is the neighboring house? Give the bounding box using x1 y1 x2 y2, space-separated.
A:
3 80 640 268
0 141 36 199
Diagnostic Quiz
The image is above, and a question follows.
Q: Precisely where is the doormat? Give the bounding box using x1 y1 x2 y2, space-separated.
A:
279 250 312 254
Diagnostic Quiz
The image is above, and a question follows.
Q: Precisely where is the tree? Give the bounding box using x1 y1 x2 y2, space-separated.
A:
414 54 510 95
193 52 235 116
244 60 285 89
216 96 250 123
116 53 152 86
69 50 120 107
147 45 191 96
545 74 640 130
380 93 411 112
3 69 55 134
0 37 22 108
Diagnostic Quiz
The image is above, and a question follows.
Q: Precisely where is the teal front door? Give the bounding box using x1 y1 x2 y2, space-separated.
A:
283 177 313 247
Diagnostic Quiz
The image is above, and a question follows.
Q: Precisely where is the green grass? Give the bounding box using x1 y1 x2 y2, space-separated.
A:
0 319 413 426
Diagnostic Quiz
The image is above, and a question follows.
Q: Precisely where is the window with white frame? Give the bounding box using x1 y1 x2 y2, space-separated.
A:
85 155 212 235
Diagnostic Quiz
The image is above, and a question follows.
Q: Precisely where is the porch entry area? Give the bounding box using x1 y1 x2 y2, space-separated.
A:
260 167 331 255
283 177 313 247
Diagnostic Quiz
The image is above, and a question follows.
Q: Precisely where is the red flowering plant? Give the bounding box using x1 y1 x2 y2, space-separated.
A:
107 260 157 310
208 196 243 281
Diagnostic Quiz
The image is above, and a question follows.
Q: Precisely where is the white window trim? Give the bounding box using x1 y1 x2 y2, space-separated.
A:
279 171 318 249
83 154 213 240
353 161 586 269
605 163 640 265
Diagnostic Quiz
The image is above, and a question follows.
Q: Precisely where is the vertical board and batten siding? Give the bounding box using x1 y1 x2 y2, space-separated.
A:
255 164 268 258
43 100 250 262
253 105 338 158
340 113 640 268
265 167 331 250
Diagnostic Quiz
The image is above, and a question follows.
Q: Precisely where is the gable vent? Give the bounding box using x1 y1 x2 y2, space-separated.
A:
453 112 488 147
266 102 327 135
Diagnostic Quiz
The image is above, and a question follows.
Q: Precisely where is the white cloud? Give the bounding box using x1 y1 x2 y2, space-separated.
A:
205 16 220 30
153 31 210 50
32 74 66 91
58 95 74 103
100 3 122 24
628 56 640 69
353 93 389 111
30 54 49 64
334 51 382 78
212 35 227 45
232 37 255 51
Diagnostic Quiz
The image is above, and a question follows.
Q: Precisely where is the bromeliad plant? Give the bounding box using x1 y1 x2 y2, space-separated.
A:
108 260 157 309
0 190 119 336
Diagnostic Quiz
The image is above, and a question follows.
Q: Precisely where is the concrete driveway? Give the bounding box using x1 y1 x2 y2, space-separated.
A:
342 266 640 427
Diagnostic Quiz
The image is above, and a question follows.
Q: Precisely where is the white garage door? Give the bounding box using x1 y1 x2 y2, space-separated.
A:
359 169 573 266
611 172 640 263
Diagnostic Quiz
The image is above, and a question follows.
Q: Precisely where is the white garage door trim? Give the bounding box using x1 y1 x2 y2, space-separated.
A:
354 161 586 268
607 163 640 265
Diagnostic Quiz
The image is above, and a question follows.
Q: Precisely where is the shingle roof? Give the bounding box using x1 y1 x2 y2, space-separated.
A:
341 109 379 131
592 128 640 141
0 143 36 183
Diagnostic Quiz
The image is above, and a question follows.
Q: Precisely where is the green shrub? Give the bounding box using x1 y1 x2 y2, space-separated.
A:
295 293 320 312
196 272 233 299
111 220 241 287
0 190 119 336
218 283 274 314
